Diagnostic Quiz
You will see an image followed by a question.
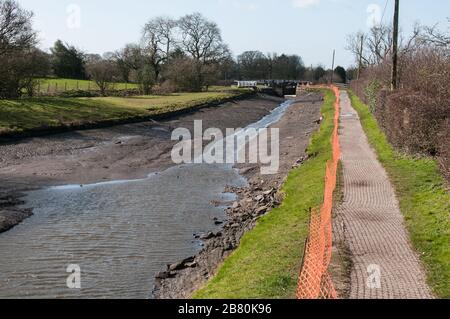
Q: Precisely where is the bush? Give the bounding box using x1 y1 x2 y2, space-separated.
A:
350 48 450 179
152 80 178 95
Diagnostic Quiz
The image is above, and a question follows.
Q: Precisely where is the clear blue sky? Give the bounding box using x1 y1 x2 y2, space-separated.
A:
18 0 449 68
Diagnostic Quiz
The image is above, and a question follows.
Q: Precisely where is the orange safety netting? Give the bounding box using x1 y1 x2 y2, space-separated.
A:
296 86 341 299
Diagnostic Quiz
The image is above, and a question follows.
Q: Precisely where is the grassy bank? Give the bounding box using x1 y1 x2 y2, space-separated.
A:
193 89 336 299
349 91 450 298
0 91 243 136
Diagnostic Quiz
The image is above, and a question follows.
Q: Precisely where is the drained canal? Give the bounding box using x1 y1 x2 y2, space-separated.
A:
0 99 293 299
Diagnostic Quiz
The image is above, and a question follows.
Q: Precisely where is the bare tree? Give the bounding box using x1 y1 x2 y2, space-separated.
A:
86 59 118 96
142 17 177 82
115 44 154 94
418 23 450 47
0 0 36 55
346 25 393 67
0 0 41 98
178 12 230 90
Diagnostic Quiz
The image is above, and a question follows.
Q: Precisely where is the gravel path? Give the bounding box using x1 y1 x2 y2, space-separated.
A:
336 91 434 299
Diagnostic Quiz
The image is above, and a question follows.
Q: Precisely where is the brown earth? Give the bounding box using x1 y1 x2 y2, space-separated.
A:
0 95 283 233
153 92 324 299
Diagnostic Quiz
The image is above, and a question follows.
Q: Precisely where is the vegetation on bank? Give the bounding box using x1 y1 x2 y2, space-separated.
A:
193 89 336 299
349 91 450 298
0 91 245 135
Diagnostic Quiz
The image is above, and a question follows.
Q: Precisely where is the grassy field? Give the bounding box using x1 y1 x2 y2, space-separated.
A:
0 91 242 135
37 78 139 93
349 91 450 298
193 89 336 299
37 80 248 94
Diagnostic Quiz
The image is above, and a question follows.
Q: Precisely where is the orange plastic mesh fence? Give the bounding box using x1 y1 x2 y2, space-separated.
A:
296 86 341 299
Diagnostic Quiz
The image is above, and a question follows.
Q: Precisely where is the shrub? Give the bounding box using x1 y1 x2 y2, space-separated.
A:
350 47 450 179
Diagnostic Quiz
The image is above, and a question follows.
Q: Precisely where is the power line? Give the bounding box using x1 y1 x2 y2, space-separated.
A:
380 0 390 25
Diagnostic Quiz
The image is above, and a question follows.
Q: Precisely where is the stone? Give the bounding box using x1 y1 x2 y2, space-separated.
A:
155 271 169 279
256 206 268 214
200 232 215 240
168 262 184 272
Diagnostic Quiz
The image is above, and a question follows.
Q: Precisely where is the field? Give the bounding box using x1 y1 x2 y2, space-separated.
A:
36 80 249 94
0 91 243 135
349 91 450 298
193 89 336 299
37 78 139 93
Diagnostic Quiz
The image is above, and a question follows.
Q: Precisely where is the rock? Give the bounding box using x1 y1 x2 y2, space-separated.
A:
256 206 268 215
263 189 275 196
232 202 239 209
200 232 215 240
230 223 240 229
185 262 197 268
214 220 223 225
255 195 264 202
168 262 184 272
238 167 253 175
155 271 169 279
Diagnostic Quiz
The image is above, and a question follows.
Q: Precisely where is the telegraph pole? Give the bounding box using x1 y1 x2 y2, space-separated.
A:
330 49 336 84
391 0 400 90
357 35 364 80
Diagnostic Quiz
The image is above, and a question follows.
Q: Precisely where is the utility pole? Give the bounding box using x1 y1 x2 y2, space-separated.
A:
330 49 336 84
391 0 400 90
357 34 364 80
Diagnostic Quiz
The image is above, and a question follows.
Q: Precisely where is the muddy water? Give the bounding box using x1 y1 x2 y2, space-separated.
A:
0 99 293 299
0 164 245 299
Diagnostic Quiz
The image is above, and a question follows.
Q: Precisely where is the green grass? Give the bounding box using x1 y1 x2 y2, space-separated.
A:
37 80 249 94
38 78 139 93
349 91 450 298
193 89 336 299
0 91 241 135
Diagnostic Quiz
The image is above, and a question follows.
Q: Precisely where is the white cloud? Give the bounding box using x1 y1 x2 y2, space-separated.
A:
292 0 321 9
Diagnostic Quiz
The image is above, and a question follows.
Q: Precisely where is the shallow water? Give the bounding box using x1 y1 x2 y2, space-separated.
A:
0 164 245 299
0 99 293 299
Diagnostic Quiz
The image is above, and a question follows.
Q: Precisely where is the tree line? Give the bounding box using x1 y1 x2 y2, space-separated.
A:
0 0 347 98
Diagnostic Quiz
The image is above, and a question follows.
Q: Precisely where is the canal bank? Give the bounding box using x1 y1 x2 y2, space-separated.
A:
0 92 323 298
